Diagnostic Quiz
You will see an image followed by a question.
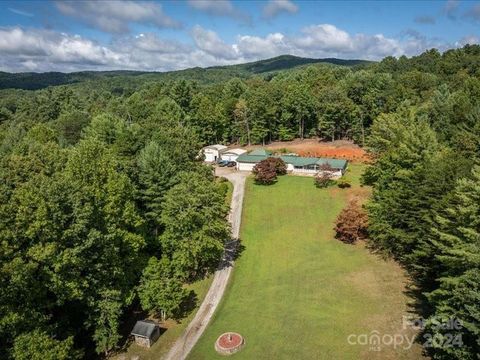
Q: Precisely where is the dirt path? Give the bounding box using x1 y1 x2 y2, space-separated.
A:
162 169 247 360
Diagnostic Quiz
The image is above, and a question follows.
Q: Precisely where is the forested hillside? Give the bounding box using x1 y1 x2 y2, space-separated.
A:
0 55 369 90
0 45 480 359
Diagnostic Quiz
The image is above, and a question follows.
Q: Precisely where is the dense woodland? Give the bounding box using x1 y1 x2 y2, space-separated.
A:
1 46 480 359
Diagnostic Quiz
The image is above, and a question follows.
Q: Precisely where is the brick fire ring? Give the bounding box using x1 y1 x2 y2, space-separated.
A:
214 332 245 355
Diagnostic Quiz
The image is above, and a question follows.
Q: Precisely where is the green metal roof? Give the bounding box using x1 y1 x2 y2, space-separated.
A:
280 156 347 169
235 149 348 170
235 154 266 163
279 155 319 167
315 158 348 170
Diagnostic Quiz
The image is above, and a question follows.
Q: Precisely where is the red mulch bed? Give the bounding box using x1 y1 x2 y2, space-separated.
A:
218 333 243 349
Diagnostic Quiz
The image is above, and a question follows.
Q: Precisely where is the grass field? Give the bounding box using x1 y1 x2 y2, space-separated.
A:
189 164 423 360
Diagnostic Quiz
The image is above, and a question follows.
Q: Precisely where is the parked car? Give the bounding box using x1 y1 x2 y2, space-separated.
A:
217 160 229 167
227 161 236 167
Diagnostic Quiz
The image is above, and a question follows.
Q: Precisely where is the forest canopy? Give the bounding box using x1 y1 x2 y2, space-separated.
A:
1 45 480 359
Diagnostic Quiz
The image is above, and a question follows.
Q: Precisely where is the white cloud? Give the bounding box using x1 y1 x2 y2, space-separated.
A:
456 35 480 46
188 0 234 15
125 33 190 54
0 24 469 73
187 0 251 23
191 25 238 59
55 1 180 33
295 24 353 52
0 27 122 72
0 28 47 56
236 33 288 58
0 27 237 72
263 0 298 18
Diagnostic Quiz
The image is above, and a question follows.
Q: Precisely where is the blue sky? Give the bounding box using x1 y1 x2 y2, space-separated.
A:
0 0 479 72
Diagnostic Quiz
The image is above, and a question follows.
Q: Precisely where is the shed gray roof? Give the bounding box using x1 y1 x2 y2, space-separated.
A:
131 320 157 338
203 144 227 151
222 148 247 155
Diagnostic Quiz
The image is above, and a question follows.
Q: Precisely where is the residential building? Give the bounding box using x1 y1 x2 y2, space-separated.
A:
235 149 348 177
202 144 228 162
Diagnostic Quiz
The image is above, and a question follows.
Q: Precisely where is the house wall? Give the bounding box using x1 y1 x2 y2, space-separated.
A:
151 327 160 344
291 168 317 175
204 149 219 162
237 161 343 179
135 336 151 348
292 168 343 177
221 153 239 162
237 162 256 171
238 161 343 177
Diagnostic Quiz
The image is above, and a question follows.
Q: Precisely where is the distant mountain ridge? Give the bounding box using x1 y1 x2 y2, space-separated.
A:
0 55 372 90
211 55 370 74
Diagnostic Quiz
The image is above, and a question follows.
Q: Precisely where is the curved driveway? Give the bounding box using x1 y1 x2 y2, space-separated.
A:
163 169 247 360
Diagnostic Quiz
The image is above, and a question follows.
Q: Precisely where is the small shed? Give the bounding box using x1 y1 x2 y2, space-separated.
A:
221 148 247 162
131 320 160 348
203 144 228 162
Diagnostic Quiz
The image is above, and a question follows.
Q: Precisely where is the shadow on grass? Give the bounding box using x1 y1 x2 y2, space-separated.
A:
361 239 434 356
218 238 245 271
173 290 199 321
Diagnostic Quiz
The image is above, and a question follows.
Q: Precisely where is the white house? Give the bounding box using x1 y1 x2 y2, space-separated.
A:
235 149 271 171
220 148 247 162
203 144 227 163
235 149 348 177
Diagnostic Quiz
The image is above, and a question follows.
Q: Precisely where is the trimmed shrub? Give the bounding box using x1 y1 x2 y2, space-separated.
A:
314 172 334 188
315 163 336 188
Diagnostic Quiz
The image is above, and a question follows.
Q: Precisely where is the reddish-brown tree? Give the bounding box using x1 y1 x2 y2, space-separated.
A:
252 157 286 185
269 157 287 175
334 200 368 244
253 161 277 184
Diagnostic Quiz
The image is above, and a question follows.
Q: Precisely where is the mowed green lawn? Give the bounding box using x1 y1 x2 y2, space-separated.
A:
189 164 423 360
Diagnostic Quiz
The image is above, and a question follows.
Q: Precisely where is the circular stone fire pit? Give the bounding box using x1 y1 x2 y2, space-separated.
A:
215 332 245 355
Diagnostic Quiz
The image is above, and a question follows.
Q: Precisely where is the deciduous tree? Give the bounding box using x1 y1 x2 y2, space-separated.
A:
335 200 368 244
160 172 230 280
13 330 81 360
138 257 187 321
252 157 286 185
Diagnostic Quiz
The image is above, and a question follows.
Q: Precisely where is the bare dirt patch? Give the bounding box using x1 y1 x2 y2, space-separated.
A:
242 139 369 162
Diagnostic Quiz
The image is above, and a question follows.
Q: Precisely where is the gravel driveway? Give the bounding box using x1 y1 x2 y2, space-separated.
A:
162 168 248 360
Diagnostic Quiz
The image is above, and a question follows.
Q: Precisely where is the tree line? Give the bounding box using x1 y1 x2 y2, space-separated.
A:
363 47 480 359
